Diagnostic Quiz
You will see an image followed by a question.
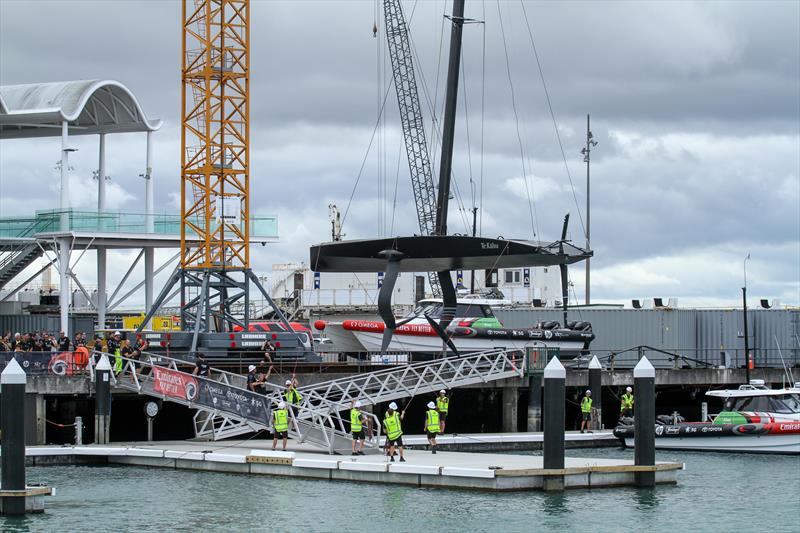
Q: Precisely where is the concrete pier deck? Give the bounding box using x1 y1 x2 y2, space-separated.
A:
12 439 682 491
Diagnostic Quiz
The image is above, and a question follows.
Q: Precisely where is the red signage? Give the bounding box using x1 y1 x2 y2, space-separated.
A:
152 367 198 401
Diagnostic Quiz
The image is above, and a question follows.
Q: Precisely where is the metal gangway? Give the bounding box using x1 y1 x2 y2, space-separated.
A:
88 351 384 454
260 349 524 452
89 348 524 454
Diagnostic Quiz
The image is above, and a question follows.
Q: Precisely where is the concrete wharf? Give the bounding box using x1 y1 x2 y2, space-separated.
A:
13 439 682 492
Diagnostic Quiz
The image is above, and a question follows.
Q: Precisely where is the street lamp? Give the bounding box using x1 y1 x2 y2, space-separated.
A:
742 253 751 383
581 114 598 305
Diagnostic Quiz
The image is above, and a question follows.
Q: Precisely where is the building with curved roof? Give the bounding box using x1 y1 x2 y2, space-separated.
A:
0 79 161 139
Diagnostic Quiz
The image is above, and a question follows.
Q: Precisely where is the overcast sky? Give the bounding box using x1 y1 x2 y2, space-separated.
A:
1 0 798 307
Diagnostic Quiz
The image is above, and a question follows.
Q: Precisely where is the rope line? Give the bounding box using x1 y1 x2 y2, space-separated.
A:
519 1 586 237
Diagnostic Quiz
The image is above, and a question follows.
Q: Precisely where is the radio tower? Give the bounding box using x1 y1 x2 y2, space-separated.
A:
139 0 296 354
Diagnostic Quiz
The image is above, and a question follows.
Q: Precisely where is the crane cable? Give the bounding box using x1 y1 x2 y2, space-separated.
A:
496 0 539 239
519 1 586 238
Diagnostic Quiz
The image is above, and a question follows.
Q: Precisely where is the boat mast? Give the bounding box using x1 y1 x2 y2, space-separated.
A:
434 0 466 236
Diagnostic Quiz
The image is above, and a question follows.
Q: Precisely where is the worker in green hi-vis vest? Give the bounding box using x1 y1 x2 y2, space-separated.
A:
272 401 289 451
383 402 406 463
350 400 367 456
424 401 440 454
436 390 450 433
580 390 593 434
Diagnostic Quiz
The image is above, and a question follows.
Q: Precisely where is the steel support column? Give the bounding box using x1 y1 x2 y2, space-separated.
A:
58 237 71 334
145 130 154 233
97 247 107 329
144 248 154 317
60 121 70 229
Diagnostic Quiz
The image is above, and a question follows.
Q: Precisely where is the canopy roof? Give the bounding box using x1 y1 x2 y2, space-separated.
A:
0 79 161 139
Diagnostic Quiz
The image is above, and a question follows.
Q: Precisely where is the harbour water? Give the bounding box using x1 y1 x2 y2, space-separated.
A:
1 448 797 532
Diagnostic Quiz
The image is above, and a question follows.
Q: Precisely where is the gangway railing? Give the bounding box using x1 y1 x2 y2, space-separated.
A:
266 349 525 423
88 351 382 453
87 349 523 454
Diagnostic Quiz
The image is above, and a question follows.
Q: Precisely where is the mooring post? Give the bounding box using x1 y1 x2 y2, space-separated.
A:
74 416 83 446
527 373 542 432
94 354 111 444
634 356 656 487
543 357 566 491
588 355 602 430
1 358 27 515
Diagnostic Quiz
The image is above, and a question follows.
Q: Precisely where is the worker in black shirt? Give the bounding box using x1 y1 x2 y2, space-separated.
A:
57 331 71 352
193 352 211 378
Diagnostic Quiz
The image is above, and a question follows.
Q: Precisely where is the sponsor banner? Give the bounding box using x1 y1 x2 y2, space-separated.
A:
523 268 530 288
153 367 199 401
615 422 800 439
194 379 271 426
314 271 320 289
151 366 271 426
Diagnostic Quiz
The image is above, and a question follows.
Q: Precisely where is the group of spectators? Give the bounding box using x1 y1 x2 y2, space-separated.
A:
0 330 89 353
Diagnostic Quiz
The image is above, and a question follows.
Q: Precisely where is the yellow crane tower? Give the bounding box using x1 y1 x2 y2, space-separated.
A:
139 0 300 356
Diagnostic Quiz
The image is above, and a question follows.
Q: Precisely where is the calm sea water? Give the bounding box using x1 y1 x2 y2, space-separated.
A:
1 448 798 533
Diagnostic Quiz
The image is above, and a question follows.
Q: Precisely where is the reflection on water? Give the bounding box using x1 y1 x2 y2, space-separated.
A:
634 487 661 511
542 491 569 516
0 450 797 533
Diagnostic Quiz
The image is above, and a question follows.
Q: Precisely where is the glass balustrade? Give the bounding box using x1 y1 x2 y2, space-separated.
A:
0 209 278 239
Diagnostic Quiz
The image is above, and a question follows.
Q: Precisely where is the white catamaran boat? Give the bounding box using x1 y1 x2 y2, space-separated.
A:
615 380 800 454
316 297 594 356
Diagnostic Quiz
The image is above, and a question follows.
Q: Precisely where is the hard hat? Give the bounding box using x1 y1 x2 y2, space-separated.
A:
389 402 398 410
285 380 292 385
626 386 632 392
439 389 446 394
354 401 362 408
278 401 286 409
427 401 436 409
248 365 256 372
586 390 592 395
113 331 121 336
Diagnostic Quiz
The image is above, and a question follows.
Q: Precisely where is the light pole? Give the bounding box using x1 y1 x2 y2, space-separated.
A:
580 114 598 305
742 253 751 383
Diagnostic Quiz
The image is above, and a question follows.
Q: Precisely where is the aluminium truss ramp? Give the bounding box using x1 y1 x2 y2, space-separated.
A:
89 352 377 452
90 348 524 454
266 349 525 426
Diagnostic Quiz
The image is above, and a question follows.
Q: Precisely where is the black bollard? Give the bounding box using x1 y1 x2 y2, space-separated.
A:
543 357 565 491
94 354 111 444
527 373 542 432
588 356 602 430
634 356 656 487
1 358 27 515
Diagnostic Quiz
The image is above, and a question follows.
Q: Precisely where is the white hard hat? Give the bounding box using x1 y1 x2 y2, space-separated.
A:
285 380 292 385
354 401 362 408
439 389 446 394
586 390 592 395
113 331 121 336
427 401 436 409
626 386 632 392
389 402 398 410
278 401 286 409
248 365 256 372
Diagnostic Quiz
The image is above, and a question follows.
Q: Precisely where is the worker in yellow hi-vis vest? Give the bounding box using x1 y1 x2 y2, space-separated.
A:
272 401 289 451
383 402 406 462
436 389 450 433
350 400 367 456
620 386 634 421
580 390 593 434
425 401 440 454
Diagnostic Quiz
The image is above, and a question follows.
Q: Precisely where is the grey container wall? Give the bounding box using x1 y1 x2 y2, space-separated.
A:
0 315 94 338
494 308 800 369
